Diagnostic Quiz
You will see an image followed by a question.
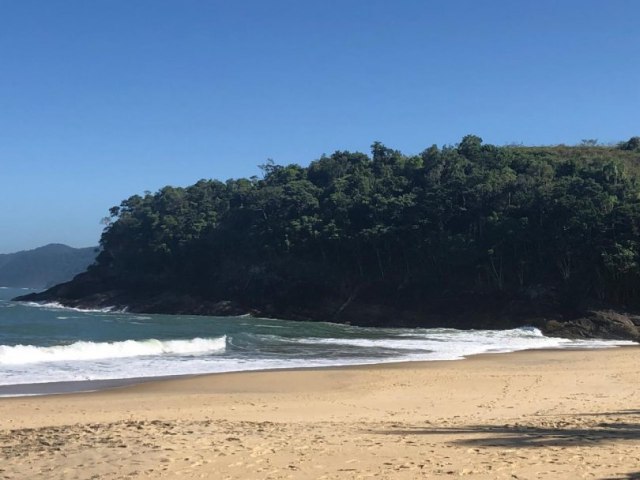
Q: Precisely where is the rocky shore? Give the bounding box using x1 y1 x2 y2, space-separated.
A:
15 276 640 342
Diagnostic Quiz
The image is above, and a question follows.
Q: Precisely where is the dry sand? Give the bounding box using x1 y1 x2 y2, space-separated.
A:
1 347 639 479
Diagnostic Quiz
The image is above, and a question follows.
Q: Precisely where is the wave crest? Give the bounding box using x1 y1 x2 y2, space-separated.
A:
0 336 226 365
22 301 119 313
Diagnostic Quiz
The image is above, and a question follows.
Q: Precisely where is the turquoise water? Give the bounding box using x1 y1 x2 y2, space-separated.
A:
0 287 634 391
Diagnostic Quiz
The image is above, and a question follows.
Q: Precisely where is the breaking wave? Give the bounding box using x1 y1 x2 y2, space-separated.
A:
22 301 119 313
0 336 227 365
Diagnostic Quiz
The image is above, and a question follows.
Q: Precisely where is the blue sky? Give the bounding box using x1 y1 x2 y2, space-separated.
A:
1 0 639 253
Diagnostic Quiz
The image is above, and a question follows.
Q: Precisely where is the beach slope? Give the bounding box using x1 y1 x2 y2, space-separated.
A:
1 348 640 479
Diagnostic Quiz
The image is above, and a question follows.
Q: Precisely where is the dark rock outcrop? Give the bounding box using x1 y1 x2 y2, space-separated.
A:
15 276 640 342
541 310 640 342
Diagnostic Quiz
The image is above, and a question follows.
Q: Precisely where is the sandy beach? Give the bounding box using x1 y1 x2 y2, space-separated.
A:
1 347 639 479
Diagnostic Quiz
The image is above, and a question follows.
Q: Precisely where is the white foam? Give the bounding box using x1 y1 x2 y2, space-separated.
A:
0 325 635 389
0 336 226 365
22 301 119 313
296 327 634 359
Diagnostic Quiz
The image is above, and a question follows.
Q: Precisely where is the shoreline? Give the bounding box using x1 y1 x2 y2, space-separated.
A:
1 343 636 398
12 273 640 342
15 289 640 342
2 346 640 478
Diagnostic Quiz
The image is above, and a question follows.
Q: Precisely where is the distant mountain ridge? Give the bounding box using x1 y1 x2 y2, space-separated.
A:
0 244 98 289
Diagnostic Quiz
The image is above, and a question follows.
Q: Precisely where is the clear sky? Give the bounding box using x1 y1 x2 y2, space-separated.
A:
1 0 638 253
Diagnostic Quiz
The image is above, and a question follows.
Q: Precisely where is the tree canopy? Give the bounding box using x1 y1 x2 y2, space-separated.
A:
89 136 640 319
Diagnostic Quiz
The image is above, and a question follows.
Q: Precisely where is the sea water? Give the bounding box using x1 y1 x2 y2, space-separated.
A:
0 287 634 394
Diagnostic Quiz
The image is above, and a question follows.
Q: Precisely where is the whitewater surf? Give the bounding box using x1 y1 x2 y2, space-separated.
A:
0 287 634 394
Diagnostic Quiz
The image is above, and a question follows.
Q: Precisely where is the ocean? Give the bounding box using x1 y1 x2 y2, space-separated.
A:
0 286 634 396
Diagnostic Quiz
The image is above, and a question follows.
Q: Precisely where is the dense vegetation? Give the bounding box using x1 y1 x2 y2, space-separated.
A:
0 244 97 289
29 136 640 328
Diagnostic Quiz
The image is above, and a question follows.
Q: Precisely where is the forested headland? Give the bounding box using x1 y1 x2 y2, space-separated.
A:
19 136 640 339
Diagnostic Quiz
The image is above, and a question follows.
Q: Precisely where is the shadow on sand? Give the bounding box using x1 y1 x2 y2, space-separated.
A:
372 410 640 478
372 409 640 448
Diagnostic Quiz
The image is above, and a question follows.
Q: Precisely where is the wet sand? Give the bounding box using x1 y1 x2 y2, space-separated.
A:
1 347 640 479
